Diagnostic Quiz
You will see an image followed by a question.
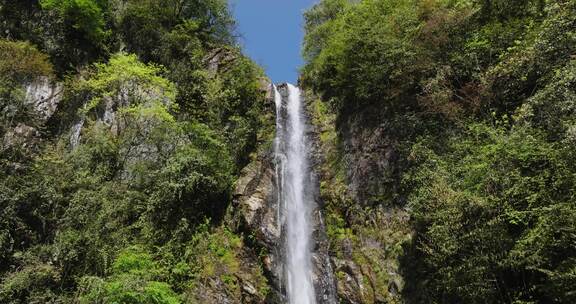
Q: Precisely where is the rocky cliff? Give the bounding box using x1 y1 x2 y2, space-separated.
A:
305 90 412 304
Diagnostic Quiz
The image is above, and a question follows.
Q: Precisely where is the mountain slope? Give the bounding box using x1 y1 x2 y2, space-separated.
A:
302 0 576 303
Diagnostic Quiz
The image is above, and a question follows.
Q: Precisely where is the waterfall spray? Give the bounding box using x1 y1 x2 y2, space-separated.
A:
274 84 317 304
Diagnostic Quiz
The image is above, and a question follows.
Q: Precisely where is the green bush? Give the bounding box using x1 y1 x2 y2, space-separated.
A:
40 0 108 42
0 39 54 81
404 123 576 303
79 246 180 304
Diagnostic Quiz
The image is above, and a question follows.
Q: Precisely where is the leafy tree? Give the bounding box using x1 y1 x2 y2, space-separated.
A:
303 0 349 62
78 246 180 304
118 0 234 63
39 0 109 42
404 123 576 303
303 0 432 112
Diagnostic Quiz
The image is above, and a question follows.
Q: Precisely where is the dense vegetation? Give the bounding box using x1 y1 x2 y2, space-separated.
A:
3 0 575 303
0 0 271 303
303 0 576 303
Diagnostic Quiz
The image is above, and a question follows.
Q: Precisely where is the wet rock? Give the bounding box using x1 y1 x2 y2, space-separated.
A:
232 150 284 302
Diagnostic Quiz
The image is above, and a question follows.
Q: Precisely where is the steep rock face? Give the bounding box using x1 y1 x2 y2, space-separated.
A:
306 92 411 304
339 107 401 207
232 150 283 303
234 152 278 247
232 83 337 303
230 78 283 303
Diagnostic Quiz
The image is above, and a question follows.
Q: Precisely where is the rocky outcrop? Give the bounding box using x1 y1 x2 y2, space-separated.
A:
205 48 238 75
230 78 283 301
24 76 63 122
2 123 40 157
232 150 283 302
189 241 269 304
69 79 174 147
329 207 410 304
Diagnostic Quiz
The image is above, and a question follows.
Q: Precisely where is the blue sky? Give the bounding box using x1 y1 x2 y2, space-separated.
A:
230 0 319 84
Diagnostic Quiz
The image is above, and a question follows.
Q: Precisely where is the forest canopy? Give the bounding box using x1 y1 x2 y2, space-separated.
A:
0 0 271 303
303 0 576 303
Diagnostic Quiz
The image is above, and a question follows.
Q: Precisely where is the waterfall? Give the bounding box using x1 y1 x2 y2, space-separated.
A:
273 84 285 292
274 84 317 304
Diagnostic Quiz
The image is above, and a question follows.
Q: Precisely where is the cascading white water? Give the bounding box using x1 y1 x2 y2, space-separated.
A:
274 84 317 304
273 85 285 292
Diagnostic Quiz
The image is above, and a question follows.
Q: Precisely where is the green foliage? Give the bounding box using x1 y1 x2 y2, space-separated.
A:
1 0 110 71
0 261 62 304
174 225 268 302
71 52 176 116
140 122 235 243
0 39 54 81
517 60 576 142
0 0 270 301
79 246 180 304
483 0 576 114
303 0 428 111
305 0 576 303
118 0 234 63
1 0 237 75
40 0 109 42
112 247 157 274
303 0 350 62
0 30 268 300
404 123 576 303
303 0 573 117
